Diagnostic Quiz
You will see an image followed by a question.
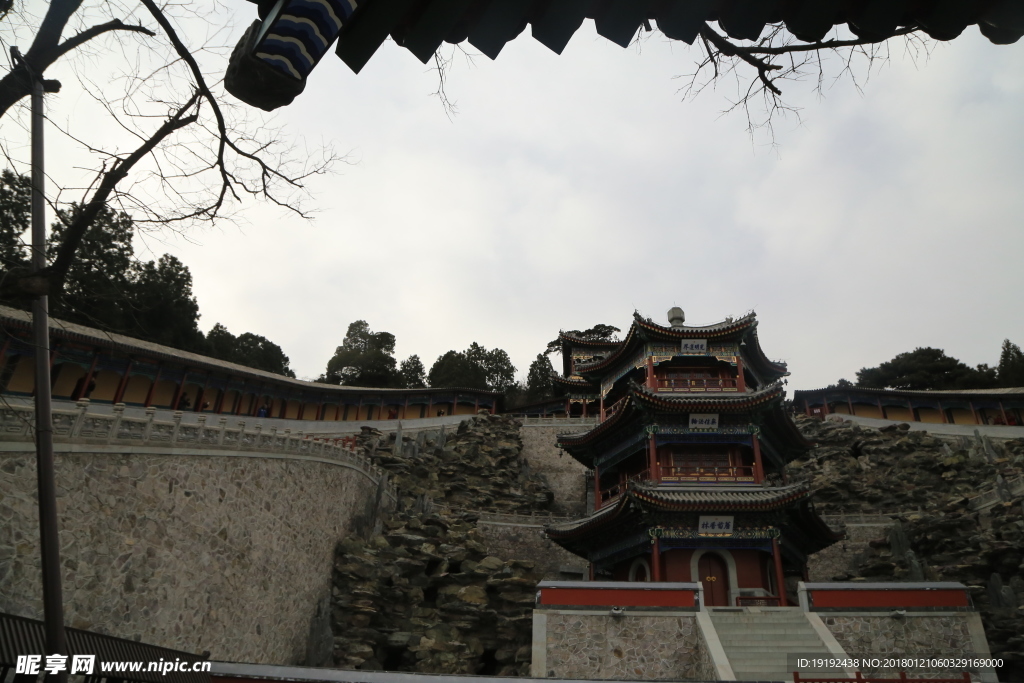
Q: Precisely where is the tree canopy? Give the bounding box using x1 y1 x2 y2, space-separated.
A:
854 347 1000 391
400 355 427 389
998 340 1024 388
428 343 516 392
321 321 403 387
0 171 295 377
545 323 621 355
524 353 555 402
206 323 295 377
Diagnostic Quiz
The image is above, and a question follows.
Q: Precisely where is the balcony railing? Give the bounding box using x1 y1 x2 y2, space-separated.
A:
659 464 756 483
603 397 626 420
598 469 650 506
657 378 739 392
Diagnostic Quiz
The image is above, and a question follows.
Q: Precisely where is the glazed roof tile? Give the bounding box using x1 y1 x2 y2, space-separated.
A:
245 0 1022 79
630 380 786 413
629 482 812 511
795 386 1024 399
545 483 814 539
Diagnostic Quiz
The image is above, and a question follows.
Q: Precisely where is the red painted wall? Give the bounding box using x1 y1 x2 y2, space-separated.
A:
539 587 696 608
732 550 765 589
810 589 970 608
663 549 693 582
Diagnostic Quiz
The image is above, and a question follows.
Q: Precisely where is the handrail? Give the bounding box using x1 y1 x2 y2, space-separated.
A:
656 377 738 391
660 464 756 481
0 611 210 683
0 399 397 502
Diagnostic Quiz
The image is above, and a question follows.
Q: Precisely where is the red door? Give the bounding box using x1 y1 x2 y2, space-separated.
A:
698 553 729 606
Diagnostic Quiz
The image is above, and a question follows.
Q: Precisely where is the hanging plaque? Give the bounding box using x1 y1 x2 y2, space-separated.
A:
698 516 734 536
688 413 719 430
680 339 707 354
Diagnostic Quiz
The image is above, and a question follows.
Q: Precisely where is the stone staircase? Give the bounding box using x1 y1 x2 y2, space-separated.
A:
709 608 849 682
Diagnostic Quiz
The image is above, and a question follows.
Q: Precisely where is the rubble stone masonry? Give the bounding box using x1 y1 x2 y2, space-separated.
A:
519 425 590 516
0 448 390 664
539 611 712 680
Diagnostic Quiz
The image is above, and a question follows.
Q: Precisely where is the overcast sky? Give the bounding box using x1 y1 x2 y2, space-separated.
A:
7 8 1024 391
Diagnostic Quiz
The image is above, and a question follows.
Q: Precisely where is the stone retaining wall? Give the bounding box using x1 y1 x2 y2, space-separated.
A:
0 445 392 664
519 425 590 517
820 613 990 679
535 611 710 680
475 516 587 579
808 517 897 582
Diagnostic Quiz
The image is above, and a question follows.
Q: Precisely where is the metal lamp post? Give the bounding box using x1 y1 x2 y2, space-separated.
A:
11 46 67 683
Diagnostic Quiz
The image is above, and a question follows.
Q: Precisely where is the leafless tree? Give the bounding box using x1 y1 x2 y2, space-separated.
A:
669 22 934 140
0 0 340 302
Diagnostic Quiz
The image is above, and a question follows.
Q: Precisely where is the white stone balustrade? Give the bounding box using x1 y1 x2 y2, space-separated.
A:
0 398 397 503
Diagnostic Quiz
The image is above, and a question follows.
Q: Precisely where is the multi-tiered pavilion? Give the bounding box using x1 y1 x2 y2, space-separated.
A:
545 308 840 607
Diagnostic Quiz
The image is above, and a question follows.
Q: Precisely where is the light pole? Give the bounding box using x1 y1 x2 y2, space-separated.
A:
11 46 66 683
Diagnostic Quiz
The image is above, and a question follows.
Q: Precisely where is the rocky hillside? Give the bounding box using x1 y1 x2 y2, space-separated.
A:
329 415 554 675
793 416 1024 681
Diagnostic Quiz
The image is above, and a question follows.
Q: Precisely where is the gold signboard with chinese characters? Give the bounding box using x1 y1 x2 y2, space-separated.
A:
698 516 734 537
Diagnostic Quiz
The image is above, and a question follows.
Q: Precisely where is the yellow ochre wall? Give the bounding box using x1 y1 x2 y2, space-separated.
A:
949 408 977 425
52 365 85 399
883 406 913 421
121 376 151 405
916 407 943 424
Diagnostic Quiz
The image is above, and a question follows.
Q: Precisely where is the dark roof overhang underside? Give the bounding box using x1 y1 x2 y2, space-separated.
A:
556 382 802 466
247 0 1023 77
794 386 1024 409
545 482 841 558
552 374 598 392
0 305 500 402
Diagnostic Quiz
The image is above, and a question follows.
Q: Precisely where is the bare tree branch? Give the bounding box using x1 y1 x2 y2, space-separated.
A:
44 92 199 295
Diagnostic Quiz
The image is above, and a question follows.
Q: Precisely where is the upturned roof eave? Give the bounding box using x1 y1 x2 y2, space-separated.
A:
573 312 765 379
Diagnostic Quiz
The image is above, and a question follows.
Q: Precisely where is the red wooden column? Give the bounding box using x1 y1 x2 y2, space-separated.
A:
969 401 981 425
171 371 189 410
593 467 602 511
213 384 227 414
648 433 659 482
194 373 211 412
735 357 746 391
804 399 811 417
999 401 1010 425
772 537 788 606
143 367 161 407
938 400 948 423
651 537 662 582
73 353 99 400
0 336 10 371
112 360 134 404
848 397 855 415
752 436 766 483
907 400 916 422
646 356 656 389
599 395 605 421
